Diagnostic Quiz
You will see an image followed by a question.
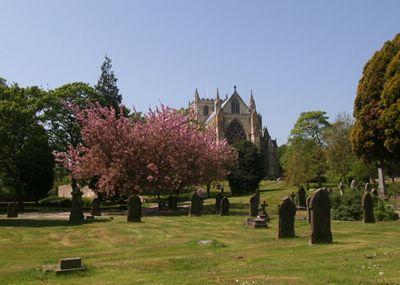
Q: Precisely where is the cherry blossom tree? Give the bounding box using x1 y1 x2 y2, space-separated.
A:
56 104 236 199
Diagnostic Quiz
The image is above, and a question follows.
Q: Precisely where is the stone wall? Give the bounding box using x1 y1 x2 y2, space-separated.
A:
58 185 97 198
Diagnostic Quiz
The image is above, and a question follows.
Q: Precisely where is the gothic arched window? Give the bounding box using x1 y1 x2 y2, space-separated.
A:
231 98 240 114
203 105 209 116
226 119 247 144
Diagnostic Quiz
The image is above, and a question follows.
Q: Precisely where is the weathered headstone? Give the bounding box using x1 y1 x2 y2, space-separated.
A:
215 192 223 213
298 186 306 208
220 197 230 216
7 202 18 218
277 197 296 238
290 192 296 203
57 257 85 274
90 197 101 216
69 179 84 222
168 195 178 209
351 179 357 190
339 181 345 195
249 193 260 217
306 195 312 223
309 189 333 244
378 167 386 196
364 182 371 192
189 192 202 216
362 191 375 223
127 194 142 222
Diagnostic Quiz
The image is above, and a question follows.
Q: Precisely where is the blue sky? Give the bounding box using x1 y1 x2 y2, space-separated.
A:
1 0 399 144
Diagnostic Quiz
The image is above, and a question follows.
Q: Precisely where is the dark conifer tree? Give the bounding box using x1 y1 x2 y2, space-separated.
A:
95 56 122 111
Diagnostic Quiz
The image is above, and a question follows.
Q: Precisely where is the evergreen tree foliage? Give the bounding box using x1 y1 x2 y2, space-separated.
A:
228 140 264 195
95 56 122 111
351 34 400 166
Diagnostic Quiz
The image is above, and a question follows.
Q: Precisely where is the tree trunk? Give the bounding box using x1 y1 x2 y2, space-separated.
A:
206 181 212 198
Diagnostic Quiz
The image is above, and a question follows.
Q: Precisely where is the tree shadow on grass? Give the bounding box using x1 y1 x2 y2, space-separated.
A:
0 218 110 228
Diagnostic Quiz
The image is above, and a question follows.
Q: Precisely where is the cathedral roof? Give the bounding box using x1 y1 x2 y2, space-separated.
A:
204 87 251 125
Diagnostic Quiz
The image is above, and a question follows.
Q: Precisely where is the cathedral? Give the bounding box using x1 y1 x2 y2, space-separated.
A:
191 86 280 178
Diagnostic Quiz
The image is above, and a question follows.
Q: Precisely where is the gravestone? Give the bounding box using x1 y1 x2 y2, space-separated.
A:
258 200 269 222
298 186 306 208
306 195 312 223
168 195 178 209
189 192 202 216
290 192 296 203
90 197 101 216
378 167 386 196
69 179 84 222
351 179 357 190
339 181 345 195
220 197 230 216
277 197 297 238
215 192 223 213
127 194 142 222
249 193 260 217
7 202 18 218
309 189 333 244
56 257 85 274
364 182 371 192
362 191 375 223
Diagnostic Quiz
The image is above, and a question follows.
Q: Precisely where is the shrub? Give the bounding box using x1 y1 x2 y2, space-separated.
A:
387 183 400 197
228 140 264 195
375 200 399 221
331 188 363 221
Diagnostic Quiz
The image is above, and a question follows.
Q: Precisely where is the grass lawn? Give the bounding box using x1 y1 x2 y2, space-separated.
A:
0 181 399 285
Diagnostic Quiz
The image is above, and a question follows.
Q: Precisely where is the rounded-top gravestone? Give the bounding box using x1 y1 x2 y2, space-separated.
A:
7 202 18 218
339 181 345 195
298 186 306 208
220 197 230 216
309 189 333 244
215 192 223 213
69 179 84 222
189 192 202 216
127 194 142 222
351 179 357 190
277 197 297 238
168 195 178 210
249 193 260 217
90 197 101 216
362 191 375 223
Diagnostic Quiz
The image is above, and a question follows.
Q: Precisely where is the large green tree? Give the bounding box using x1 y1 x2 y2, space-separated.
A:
41 82 98 152
324 113 355 182
0 83 54 208
325 113 377 183
290 111 330 147
351 34 400 166
283 111 330 185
